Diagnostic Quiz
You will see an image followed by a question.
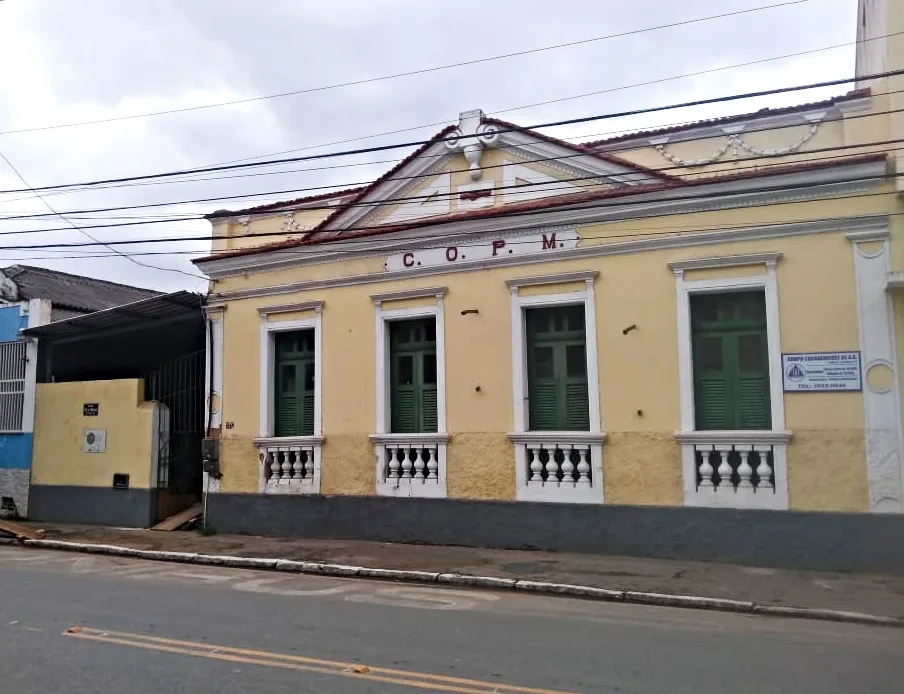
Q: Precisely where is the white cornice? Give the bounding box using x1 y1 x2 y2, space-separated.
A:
370 286 447 304
668 252 782 273
196 158 887 280
206 215 888 304
258 300 324 316
846 229 890 243
505 270 599 288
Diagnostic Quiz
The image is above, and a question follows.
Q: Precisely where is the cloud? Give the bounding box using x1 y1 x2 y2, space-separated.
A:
0 0 857 292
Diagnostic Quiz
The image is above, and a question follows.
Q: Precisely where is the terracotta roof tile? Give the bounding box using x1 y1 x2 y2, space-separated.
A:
583 88 871 147
193 152 886 265
206 186 367 219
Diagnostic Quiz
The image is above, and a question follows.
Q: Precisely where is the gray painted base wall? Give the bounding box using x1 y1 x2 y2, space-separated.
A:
0 469 29 518
209 494 904 574
29 485 156 528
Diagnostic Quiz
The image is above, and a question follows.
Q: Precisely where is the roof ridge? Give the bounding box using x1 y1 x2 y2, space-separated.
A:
582 88 871 148
207 185 368 219
3 264 162 295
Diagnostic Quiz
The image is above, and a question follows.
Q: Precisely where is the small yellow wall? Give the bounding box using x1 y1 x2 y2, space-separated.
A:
32 379 158 489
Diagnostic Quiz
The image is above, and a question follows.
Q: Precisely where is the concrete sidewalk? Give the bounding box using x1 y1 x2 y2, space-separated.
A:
8 521 903 621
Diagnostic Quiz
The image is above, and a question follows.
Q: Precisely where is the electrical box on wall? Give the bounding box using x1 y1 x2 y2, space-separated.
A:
202 438 220 475
82 429 106 453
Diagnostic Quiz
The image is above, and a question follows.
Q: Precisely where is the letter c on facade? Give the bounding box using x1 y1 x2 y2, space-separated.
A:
402 252 415 268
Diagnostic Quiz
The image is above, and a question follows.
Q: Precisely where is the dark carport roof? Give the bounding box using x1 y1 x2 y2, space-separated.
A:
23 291 203 341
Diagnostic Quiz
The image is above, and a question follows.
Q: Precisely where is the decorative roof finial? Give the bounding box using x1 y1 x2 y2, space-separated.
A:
444 109 500 180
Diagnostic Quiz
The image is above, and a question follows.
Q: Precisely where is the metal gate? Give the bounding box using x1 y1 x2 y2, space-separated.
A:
144 350 204 515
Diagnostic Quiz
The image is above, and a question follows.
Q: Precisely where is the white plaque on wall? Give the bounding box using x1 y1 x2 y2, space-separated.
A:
781 352 862 392
82 429 107 453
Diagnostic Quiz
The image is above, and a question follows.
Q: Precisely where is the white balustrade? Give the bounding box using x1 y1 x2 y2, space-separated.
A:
509 432 606 504
371 434 448 498
677 432 790 510
255 437 323 494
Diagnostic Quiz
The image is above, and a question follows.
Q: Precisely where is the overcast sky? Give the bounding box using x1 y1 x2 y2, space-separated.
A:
0 0 857 293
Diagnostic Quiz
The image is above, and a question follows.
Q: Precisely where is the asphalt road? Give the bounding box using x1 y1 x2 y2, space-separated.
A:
1 547 902 693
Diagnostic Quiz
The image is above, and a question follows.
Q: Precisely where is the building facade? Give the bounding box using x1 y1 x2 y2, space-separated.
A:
0 265 160 518
194 1 904 568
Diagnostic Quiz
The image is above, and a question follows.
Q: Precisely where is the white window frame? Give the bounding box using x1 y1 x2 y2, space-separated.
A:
670 253 791 510
255 301 324 494
371 287 448 498
506 271 605 504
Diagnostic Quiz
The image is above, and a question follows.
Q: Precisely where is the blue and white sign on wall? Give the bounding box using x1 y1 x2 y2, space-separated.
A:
782 351 862 392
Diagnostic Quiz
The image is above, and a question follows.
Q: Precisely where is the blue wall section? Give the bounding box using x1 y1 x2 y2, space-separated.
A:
0 434 33 469
0 304 25 341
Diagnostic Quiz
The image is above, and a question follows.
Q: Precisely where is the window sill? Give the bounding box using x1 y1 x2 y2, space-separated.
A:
369 433 449 445
254 435 324 447
507 431 607 446
675 430 791 446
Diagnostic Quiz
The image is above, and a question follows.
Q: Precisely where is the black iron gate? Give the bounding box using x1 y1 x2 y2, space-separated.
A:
144 350 205 518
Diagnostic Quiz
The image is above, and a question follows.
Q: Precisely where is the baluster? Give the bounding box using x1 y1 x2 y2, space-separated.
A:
755 445 774 490
427 446 439 480
561 444 575 486
413 448 426 480
544 446 559 485
697 447 715 490
576 447 591 486
292 449 303 480
280 450 292 480
737 447 753 489
269 450 280 482
400 448 413 478
528 445 543 482
716 447 732 491
387 446 400 479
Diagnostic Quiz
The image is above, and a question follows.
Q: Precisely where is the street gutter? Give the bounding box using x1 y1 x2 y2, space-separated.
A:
15 538 904 629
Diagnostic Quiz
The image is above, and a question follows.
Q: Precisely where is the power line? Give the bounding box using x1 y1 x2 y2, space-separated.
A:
0 161 893 252
203 29 890 172
5 27 891 210
3 65 900 198
0 149 206 279
0 1 808 138
4 120 902 235
4 183 902 264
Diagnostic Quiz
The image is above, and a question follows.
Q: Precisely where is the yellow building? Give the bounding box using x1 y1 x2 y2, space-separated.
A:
194 1 904 567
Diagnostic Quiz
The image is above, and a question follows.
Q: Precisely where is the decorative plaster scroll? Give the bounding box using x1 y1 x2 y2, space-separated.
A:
655 122 820 167
444 109 500 180
282 212 314 234
849 233 904 512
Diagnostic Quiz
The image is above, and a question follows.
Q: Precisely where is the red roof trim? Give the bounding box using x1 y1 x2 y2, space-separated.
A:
482 116 681 183
584 88 871 147
193 152 886 265
205 185 367 219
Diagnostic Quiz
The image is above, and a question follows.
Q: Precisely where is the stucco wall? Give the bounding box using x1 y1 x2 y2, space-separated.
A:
213 219 877 512
0 304 25 341
31 379 158 489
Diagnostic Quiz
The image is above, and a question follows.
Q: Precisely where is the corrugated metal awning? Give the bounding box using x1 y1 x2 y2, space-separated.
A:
22 291 203 342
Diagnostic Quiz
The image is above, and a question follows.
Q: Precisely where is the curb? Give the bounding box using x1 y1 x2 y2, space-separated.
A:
18 538 904 629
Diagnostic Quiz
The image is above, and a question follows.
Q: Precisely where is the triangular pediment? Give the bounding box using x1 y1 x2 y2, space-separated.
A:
317 110 671 237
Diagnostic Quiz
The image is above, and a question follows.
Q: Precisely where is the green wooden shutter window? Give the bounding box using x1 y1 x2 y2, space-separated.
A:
390 319 438 433
526 305 590 431
274 330 315 436
691 292 771 430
